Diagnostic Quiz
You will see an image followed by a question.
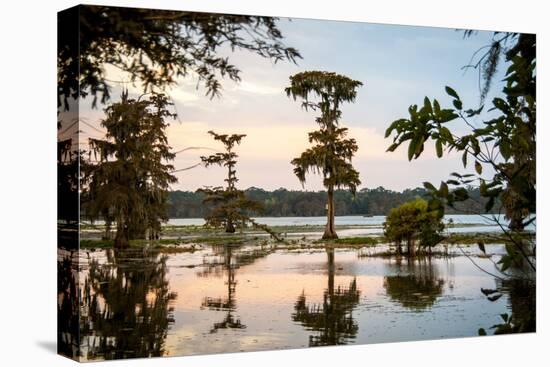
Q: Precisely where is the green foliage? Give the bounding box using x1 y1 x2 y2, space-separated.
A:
198 131 263 233
84 92 177 248
383 198 445 256
58 5 301 109
332 237 378 246
167 186 498 218
384 33 536 271
286 71 363 239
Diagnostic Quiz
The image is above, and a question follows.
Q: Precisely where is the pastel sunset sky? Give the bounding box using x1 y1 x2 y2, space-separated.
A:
78 15 506 192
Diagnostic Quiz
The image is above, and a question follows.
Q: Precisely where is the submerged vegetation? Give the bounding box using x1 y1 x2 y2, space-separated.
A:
384 198 445 256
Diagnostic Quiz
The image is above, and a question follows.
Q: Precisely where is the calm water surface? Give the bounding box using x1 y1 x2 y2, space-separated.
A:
58 243 533 360
165 214 535 236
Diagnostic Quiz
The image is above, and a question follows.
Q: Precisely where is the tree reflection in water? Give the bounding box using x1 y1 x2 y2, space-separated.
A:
80 249 177 360
198 244 273 333
495 277 536 333
57 251 80 358
383 257 445 311
292 247 361 346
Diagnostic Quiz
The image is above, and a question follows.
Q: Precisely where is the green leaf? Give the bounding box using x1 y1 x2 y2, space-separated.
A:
439 182 449 197
445 86 459 100
493 97 509 113
407 139 416 161
453 187 469 201
385 120 401 138
485 196 495 212
478 241 486 253
478 328 487 336
423 96 432 114
386 143 399 152
436 140 443 158
433 99 441 114
462 151 468 168
475 161 482 174
481 288 498 296
439 127 453 141
500 140 511 160
453 99 463 110
439 110 458 123
499 255 511 272
423 182 437 191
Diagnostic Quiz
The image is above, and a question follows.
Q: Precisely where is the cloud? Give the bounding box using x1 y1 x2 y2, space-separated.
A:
234 81 283 95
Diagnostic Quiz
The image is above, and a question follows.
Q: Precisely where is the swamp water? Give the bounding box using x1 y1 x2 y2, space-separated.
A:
58 243 534 361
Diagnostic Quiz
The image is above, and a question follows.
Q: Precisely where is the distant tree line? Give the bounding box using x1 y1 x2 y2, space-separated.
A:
167 186 498 218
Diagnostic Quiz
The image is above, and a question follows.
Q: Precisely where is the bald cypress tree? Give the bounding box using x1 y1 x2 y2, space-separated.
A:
286 71 363 239
198 131 262 233
86 92 177 248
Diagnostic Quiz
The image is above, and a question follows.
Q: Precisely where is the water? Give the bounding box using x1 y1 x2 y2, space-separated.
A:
166 214 504 226
82 215 536 238
163 214 535 237
58 243 535 361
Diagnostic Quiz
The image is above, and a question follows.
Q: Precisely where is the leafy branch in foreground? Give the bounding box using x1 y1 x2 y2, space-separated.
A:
385 33 535 274
58 5 301 110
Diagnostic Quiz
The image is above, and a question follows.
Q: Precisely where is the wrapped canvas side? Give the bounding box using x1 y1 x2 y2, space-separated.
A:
57 5 81 362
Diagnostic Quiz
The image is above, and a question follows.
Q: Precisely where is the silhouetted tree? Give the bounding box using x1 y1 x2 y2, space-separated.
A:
58 5 301 110
286 71 363 239
198 131 262 233
86 92 177 248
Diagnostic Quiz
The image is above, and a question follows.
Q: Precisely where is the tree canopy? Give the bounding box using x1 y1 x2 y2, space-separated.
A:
383 198 445 256
58 5 301 110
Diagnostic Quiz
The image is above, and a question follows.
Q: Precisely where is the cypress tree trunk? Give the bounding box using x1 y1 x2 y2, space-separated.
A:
225 218 236 233
114 220 129 249
323 186 338 239
407 238 416 257
396 241 402 255
103 218 112 240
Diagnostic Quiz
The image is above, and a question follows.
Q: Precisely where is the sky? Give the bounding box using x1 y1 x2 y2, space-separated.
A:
75 16 507 192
